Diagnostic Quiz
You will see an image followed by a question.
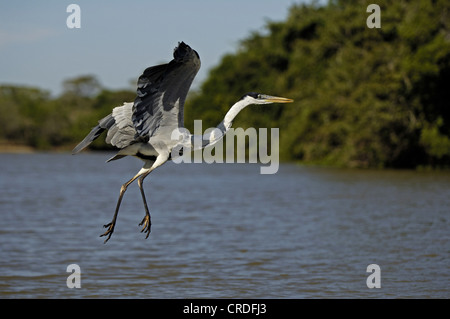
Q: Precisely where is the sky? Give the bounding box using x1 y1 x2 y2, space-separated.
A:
0 0 317 97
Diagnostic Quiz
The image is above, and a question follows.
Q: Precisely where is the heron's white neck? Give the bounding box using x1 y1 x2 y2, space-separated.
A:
223 98 249 129
190 98 251 150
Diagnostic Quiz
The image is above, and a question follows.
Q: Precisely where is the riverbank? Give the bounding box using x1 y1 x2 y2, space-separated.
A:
0 142 36 153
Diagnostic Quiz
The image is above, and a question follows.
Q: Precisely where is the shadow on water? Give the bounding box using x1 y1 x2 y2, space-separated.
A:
0 153 449 298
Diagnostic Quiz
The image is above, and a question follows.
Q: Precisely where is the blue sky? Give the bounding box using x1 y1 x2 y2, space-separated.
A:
0 0 316 96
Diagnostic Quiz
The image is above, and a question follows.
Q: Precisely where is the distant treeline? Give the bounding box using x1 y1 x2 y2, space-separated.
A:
1 0 449 169
0 76 135 151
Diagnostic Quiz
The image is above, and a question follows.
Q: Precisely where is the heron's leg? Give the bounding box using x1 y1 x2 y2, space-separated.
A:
137 171 151 238
100 171 144 243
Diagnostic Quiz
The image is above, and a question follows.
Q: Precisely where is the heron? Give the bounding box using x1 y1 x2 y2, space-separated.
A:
72 42 293 243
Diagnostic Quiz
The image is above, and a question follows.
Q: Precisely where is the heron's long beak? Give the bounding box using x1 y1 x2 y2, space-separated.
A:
263 95 294 103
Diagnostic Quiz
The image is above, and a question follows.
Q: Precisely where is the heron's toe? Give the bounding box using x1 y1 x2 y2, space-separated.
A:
139 215 151 239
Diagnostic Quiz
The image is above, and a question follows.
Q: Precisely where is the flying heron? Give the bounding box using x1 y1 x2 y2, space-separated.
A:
72 42 293 243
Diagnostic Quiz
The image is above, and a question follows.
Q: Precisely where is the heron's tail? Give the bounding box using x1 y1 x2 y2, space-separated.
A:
72 114 115 154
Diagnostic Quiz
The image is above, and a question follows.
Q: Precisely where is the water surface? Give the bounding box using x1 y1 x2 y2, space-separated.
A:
0 153 449 298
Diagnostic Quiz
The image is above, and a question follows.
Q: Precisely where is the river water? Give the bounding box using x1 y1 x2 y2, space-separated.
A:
0 153 448 298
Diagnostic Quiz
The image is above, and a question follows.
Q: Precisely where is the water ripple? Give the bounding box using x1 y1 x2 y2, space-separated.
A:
0 153 449 298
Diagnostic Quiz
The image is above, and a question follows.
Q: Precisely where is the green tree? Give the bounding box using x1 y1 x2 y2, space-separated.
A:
62 74 102 98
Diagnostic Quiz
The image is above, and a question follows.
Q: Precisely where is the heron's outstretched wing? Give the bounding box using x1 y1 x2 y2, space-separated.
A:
132 42 200 140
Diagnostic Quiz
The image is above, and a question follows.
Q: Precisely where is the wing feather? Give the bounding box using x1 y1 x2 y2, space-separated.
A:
132 42 200 139
105 102 136 148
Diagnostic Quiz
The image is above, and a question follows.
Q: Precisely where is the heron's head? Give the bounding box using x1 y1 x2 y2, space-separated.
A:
241 92 294 105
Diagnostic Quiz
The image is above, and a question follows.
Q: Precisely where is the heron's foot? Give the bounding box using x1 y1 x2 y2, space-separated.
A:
139 214 151 239
100 222 115 244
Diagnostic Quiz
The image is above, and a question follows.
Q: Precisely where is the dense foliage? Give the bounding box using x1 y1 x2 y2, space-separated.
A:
185 0 450 168
0 78 135 150
1 0 449 168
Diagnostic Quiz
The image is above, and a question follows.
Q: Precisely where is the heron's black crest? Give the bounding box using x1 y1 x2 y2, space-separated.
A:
241 92 261 100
